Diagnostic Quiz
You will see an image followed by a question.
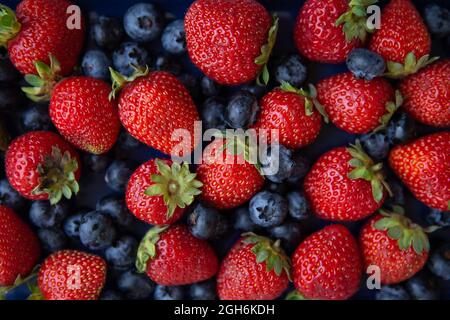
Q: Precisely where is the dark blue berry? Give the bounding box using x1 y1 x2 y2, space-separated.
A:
154 55 182 75
0 53 21 82
405 274 440 300
201 97 227 130
115 130 142 153
360 132 390 161
384 178 405 207
249 191 288 228
225 90 259 129
201 76 221 97
0 179 27 212
286 191 309 221
233 206 259 232
190 280 217 300
161 20 186 55
275 54 307 87
79 211 117 250
29 200 70 229
287 154 310 184
387 112 415 146
0 84 25 114
154 285 184 300
93 16 124 50
428 244 450 280
113 42 149 77
96 195 133 228
269 220 303 253
265 181 288 195
426 209 450 227
20 105 53 132
241 85 267 99
63 211 85 239
117 270 155 300
124 3 164 42
346 48 386 81
260 143 295 183
376 285 410 300
83 153 113 173
82 50 111 81
178 73 200 99
105 160 137 193
100 290 124 300
424 4 450 37
38 228 67 253
187 203 229 240
105 235 138 270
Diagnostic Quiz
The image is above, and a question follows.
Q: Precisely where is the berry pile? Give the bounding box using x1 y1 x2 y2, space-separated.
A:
0 0 448 301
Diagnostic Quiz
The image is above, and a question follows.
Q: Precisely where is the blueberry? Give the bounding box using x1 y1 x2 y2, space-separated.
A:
154 55 182 75
265 181 288 195
405 274 440 300
105 235 138 270
154 285 184 300
225 90 260 129
286 191 309 221
428 244 450 280
269 220 303 253
201 97 227 130
83 153 113 173
424 4 450 37
387 112 415 146
93 16 124 49
105 160 137 193
37 228 67 253
0 84 25 114
201 76 221 97
376 285 410 300
360 132 390 161
426 209 450 227
20 105 53 132
249 191 288 228
82 50 111 81
29 200 70 228
241 85 267 99
123 3 164 42
286 154 310 184
161 20 186 55
113 42 149 77
233 206 259 232
115 130 142 153
100 290 124 300
63 212 85 239
117 270 155 300
178 73 200 99
346 48 386 81
260 144 295 183
0 53 21 82
187 203 229 240
0 179 27 211
190 280 217 300
274 54 307 87
96 195 133 228
79 211 117 250
384 178 405 207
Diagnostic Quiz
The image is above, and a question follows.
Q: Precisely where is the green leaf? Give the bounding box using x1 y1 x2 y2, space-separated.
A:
285 290 307 300
371 179 383 203
387 226 403 239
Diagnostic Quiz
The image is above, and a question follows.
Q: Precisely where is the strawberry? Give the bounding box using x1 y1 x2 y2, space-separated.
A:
185 0 277 85
197 137 264 210
217 233 290 300
111 69 200 157
22 56 120 154
304 141 391 221
5 131 81 204
292 224 362 300
37 250 107 300
369 0 435 78
252 82 327 149
389 132 450 211
135 224 218 286
0 0 85 75
294 0 376 64
316 72 401 134
399 59 450 127
126 158 202 225
0 206 40 289
360 208 432 284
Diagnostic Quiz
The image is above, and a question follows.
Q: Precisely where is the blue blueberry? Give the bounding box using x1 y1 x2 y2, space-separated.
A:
83 153 113 173
269 220 303 253
376 285 410 300
225 90 260 129
117 270 155 300
360 132 390 161
426 209 450 227
265 181 288 195
249 191 288 228
201 97 227 130
37 228 67 253
154 55 182 75
387 112 416 146
96 195 133 228
161 20 186 55
275 54 307 87
115 130 142 153
20 105 53 132
287 154 310 184
190 280 217 300
105 160 137 193
63 211 85 239
178 73 200 99
79 211 117 250
286 191 310 221
428 244 450 280
29 200 70 229
241 85 267 99
100 290 124 300
105 235 138 270
93 16 124 49
0 53 21 82
124 3 164 42
0 84 25 114
405 274 440 300
201 76 221 97
384 178 405 207
187 203 229 240
233 206 259 232
424 4 450 37
82 50 111 81
346 48 386 81
154 285 184 300
0 179 27 212
113 42 149 77
260 144 295 183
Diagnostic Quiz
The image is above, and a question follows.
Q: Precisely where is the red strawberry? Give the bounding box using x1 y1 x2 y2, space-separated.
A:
389 132 450 211
0 0 85 75
197 138 264 210
111 70 200 157
0 206 40 288
136 224 218 286
360 208 431 284
304 141 390 221
185 0 276 85
217 233 290 300
292 224 362 300
5 131 81 204
294 0 375 63
38 250 107 300
252 83 327 149
399 59 450 127
316 72 401 134
126 158 202 225
369 0 434 78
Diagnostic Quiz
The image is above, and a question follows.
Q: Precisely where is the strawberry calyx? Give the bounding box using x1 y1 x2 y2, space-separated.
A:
135 225 170 273
385 52 439 79
32 146 79 205
374 90 403 132
22 54 62 102
242 232 291 280
285 290 308 300
255 15 279 86
347 140 392 203
144 159 203 219
0 266 39 300
109 65 149 100
0 4 21 48
280 81 329 123
335 0 379 42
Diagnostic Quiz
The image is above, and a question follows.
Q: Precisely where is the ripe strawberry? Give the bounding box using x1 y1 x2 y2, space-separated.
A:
389 132 450 211
294 0 376 64
360 208 431 284
292 225 362 300
0 206 40 288
304 141 390 221
197 137 264 210
5 131 81 204
0 0 85 75
316 72 401 134
185 0 276 85
369 0 435 78
399 59 450 127
136 224 218 286
252 83 327 149
126 158 202 225
217 233 290 300
38 250 107 300
111 70 200 157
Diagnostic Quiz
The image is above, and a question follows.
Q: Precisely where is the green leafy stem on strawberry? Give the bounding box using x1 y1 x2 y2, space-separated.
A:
109 65 150 100
255 14 279 86
135 225 169 273
385 52 439 79
0 265 40 300
0 4 21 48
374 89 403 132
